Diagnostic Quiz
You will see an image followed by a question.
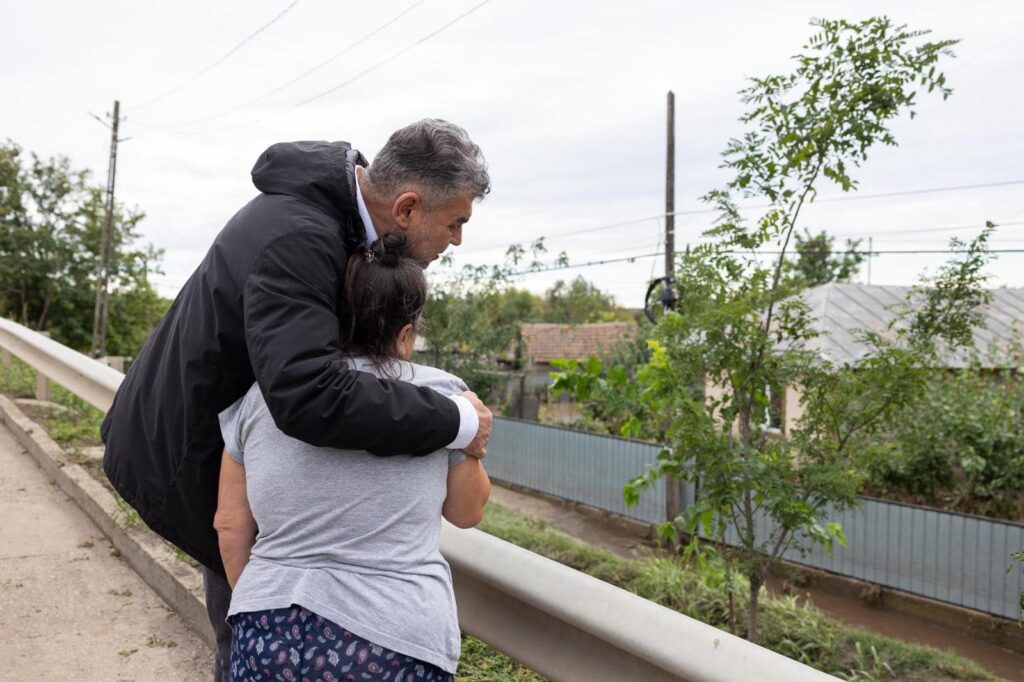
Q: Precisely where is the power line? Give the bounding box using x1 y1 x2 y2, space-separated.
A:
131 0 303 111
831 219 1024 239
140 0 426 129
459 179 1024 255
508 247 1024 277
144 0 494 136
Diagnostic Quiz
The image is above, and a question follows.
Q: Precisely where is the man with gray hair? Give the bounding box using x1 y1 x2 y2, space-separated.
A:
101 119 493 681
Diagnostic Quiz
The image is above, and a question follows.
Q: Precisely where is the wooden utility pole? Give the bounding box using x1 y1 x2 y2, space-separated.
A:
91 100 122 357
664 90 681 529
664 91 676 293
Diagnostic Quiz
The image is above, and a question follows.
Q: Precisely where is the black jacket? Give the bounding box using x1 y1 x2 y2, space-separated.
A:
101 141 460 574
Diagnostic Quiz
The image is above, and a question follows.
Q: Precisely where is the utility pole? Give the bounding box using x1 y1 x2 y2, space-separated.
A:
663 91 676 309
91 100 124 357
663 90 681 530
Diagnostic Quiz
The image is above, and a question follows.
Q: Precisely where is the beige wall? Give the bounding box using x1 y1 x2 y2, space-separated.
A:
783 384 804 437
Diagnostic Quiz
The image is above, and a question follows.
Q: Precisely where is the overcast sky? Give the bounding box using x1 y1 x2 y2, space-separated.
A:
3 0 1022 307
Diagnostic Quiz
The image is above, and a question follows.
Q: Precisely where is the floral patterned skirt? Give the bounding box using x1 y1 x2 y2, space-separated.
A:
230 605 454 682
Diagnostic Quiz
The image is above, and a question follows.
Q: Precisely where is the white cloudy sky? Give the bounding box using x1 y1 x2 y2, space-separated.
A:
3 0 1023 307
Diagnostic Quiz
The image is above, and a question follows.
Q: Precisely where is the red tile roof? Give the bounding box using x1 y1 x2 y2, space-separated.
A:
520 322 637 364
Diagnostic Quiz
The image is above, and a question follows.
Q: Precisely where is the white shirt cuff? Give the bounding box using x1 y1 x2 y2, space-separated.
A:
446 395 479 450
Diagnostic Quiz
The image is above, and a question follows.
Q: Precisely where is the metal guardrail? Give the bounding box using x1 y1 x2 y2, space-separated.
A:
488 416 1024 621
0 318 837 681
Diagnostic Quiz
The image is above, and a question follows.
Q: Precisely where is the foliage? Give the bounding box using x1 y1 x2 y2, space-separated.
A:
555 17 967 643
421 240 551 403
547 323 656 437
422 242 632 405
782 228 865 291
540 276 634 324
0 140 168 355
864 360 1024 519
0 357 104 449
478 503 999 681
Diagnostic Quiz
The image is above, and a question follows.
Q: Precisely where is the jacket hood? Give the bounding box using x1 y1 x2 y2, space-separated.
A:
251 140 369 230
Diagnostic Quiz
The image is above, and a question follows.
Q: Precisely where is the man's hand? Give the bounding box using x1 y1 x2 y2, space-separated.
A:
460 391 492 459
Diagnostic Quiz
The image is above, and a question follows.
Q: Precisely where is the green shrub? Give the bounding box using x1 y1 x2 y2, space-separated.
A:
867 366 1024 519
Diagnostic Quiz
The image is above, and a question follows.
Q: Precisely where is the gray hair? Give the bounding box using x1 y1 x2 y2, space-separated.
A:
366 119 490 206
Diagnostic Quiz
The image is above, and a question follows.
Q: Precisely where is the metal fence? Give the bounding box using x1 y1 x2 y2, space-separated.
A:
488 417 1024 621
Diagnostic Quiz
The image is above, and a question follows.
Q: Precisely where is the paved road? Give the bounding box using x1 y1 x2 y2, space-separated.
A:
0 425 212 681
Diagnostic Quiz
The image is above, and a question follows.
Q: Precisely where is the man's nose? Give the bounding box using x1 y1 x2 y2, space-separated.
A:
450 226 463 246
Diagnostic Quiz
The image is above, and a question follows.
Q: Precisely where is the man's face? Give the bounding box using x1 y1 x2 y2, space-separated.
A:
404 193 474 266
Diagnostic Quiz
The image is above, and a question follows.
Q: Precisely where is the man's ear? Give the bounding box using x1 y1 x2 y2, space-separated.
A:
392 191 423 229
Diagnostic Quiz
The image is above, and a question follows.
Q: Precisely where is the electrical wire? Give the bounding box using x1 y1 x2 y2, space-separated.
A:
508 247 1024 277
131 0 303 111
458 179 1024 255
142 0 495 136
139 0 427 129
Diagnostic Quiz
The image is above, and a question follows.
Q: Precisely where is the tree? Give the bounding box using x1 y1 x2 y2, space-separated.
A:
0 141 168 355
541 276 633 324
554 18 974 642
421 240 555 402
782 228 865 290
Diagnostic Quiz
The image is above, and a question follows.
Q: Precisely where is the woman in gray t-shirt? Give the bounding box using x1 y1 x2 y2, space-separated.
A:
214 233 490 680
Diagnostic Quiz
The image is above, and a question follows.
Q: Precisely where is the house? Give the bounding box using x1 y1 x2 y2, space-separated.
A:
509 322 638 420
769 282 1024 435
519 322 638 367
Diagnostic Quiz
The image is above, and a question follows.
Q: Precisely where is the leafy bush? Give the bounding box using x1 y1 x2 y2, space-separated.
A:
866 364 1024 519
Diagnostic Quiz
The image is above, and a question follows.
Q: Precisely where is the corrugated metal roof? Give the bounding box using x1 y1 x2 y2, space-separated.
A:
799 283 1024 368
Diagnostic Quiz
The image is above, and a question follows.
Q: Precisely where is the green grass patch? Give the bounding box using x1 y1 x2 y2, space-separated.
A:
458 634 547 681
0 357 104 449
477 503 1002 682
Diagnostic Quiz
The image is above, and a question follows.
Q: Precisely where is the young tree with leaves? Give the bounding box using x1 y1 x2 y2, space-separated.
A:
554 18 987 643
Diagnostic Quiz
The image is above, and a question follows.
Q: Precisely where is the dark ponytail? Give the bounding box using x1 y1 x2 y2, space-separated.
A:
343 231 427 372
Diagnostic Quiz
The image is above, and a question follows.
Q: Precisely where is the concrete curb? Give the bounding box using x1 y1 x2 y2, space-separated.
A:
0 395 214 650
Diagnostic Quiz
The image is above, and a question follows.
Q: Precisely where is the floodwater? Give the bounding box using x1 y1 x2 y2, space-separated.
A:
488 485 1024 681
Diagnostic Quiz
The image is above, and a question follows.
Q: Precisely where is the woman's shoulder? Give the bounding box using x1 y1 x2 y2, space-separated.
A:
345 356 469 396
219 383 270 429
405 362 469 396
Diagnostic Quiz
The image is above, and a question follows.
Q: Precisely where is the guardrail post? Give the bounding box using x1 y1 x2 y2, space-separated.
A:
100 356 126 372
35 332 51 401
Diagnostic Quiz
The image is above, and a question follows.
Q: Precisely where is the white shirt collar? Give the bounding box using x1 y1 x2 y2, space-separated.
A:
354 166 379 247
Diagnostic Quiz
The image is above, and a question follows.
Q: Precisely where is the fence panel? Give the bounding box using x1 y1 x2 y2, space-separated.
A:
488 418 667 525
489 417 1024 620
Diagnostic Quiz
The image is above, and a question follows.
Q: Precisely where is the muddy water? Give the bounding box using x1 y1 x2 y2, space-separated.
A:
488 485 1024 681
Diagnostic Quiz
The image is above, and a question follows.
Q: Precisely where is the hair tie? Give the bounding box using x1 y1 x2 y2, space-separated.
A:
365 250 376 263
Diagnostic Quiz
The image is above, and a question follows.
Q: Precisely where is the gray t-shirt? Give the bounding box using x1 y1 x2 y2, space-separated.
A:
218 356 469 674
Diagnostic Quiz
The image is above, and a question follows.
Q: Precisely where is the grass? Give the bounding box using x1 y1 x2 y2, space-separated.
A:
0 357 1003 680
475 503 1002 682
459 635 547 681
0 357 104 449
